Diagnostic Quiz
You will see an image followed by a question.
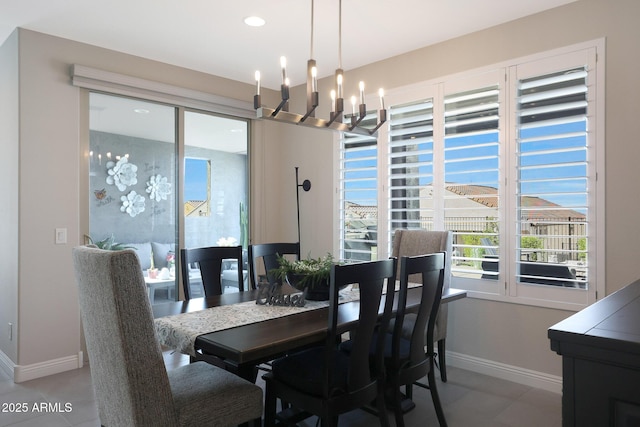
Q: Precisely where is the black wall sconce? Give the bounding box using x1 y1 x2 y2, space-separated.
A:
295 167 311 245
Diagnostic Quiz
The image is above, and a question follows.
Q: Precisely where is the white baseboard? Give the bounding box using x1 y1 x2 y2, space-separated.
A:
4 347 560 393
447 351 562 394
13 352 84 383
0 350 15 380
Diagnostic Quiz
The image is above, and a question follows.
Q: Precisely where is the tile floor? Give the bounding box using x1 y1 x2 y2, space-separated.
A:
0 350 561 426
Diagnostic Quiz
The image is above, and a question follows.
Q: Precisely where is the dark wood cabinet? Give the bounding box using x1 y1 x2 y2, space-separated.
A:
549 280 640 426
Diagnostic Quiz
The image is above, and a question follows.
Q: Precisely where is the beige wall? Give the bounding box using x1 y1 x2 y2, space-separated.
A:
0 30 19 365
2 0 640 383
6 28 265 375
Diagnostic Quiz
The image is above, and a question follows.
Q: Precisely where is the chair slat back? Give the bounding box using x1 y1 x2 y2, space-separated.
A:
393 253 445 367
181 245 244 299
326 259 397 396
248 242 300 288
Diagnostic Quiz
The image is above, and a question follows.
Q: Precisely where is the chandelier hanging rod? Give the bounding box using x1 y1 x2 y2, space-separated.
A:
252 0 387 137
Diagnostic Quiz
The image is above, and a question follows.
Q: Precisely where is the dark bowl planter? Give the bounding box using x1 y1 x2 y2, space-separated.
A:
286 273 342 301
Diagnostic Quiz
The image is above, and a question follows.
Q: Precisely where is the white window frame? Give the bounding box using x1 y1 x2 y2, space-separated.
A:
336 39 605 311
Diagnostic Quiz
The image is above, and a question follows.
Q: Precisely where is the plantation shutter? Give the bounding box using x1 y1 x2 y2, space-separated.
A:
339 116 379 262
387 99 435 250
516 66 589 289
443 85 501 279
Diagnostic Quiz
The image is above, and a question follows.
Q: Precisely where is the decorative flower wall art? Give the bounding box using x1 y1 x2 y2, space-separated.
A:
120 191 146 217
106 157 138 191
146 174 172 202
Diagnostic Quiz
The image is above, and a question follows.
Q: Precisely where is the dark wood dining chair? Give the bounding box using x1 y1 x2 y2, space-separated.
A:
72 245 263 426
180 245 245 299
388 253 447 427
392 229 452 382
263 258 397 427
248 242 300 289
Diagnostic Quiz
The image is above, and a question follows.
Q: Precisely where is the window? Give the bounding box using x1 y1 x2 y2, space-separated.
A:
183 111 249 250
184 158 211 217
339 129 378 262
443 80 502 285
337 41 603 309
516 67 588 289
387 99 435 246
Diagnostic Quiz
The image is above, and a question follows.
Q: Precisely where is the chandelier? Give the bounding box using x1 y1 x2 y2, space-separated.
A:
252 0 386 136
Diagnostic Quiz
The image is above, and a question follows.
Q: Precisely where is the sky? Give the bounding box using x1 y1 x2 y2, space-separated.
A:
184 158 209 201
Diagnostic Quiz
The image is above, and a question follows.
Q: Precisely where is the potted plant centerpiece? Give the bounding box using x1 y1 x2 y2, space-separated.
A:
272 253 342 301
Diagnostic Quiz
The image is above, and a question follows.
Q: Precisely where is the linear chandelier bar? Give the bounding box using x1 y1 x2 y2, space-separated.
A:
252 0 387 137
255 106 387 136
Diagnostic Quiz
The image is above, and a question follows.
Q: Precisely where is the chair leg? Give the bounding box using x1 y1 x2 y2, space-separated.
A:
437 339 447 382
264 379 277 427
321 416 339 427
392 384 405 427
375 382 391 427
428 363 448 427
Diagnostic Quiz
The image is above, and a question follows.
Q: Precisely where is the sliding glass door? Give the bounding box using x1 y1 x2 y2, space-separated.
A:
183 111 249 296
88 93 249 303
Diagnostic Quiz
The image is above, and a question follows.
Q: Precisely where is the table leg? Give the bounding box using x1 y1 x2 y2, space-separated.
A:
224 361 259 383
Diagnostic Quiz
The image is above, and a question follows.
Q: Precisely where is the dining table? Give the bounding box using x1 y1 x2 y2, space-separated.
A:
153 284 467 382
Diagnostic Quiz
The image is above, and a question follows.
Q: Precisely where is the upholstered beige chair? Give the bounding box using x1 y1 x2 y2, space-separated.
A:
391 229 453 382
72 245 263 427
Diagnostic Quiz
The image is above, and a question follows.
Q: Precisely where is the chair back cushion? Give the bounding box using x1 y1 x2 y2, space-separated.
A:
72 245 177 427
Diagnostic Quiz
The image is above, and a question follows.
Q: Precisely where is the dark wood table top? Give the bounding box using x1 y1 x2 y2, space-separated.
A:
549 279 640 358
153 286 467 373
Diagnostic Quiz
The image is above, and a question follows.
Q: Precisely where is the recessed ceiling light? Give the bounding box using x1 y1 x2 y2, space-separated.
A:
244 16 265 27
133 108 150 114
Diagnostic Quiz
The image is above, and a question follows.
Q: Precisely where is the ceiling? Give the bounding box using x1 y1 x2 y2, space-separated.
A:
1 0 576 90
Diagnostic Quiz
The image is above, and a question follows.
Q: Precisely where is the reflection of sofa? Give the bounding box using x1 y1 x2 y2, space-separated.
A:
481 256 578 287
127 242 177 301
128 242 176 271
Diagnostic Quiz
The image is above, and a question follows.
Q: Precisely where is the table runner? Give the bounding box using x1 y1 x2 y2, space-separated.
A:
155 287 361 357
155 282 420 357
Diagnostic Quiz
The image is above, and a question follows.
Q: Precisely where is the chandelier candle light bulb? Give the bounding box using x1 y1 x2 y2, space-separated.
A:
330 90 336 113
280 56 287 85
359 81 365 105
311 66 317 92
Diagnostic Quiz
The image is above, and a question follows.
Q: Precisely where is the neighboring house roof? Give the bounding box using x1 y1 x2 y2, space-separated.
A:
184 200 209 217
344 201 377 219
446 184 498 208
446 184 585 220
344 184 585 222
